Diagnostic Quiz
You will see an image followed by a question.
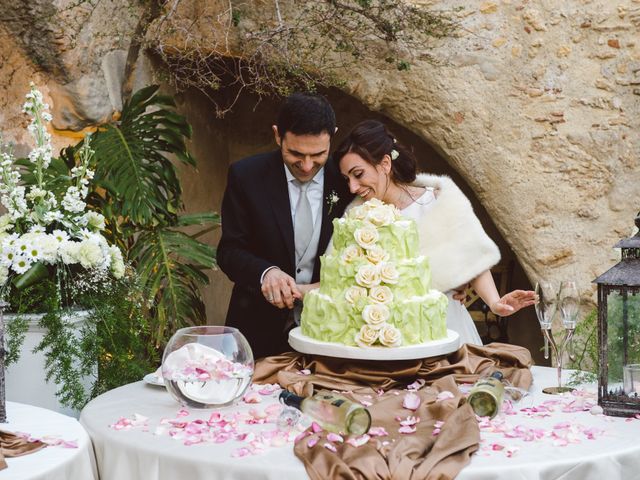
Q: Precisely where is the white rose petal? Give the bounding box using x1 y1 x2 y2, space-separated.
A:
354 226 379 249
345 285 368 305
355 264 381 288
378 324 402 347
366 245 390 265
355 324 378 347
369 285 393 305
379 262 400 284
362 304 390 329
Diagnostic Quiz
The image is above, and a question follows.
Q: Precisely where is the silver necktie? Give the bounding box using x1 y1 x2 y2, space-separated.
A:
294 180 313 262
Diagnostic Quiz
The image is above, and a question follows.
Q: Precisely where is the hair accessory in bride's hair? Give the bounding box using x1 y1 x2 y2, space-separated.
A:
390 149 399 161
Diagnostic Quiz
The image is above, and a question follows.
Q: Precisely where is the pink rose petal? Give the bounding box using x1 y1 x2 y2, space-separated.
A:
346 434 370 447
403 392 421 411
436 391 455 402
399 416 420 426
323 442 337 452
243 391 262 404
399 425 417 434
407 379 426 391
368 427 388 437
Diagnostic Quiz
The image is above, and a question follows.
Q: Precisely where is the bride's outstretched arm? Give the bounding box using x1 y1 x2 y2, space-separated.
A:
471 270 537 317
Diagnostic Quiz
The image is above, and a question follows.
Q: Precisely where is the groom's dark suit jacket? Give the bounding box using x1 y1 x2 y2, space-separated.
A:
217 150 352 359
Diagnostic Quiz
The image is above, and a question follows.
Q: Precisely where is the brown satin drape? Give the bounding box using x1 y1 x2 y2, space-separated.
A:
0 429 46 470
254 343 533 480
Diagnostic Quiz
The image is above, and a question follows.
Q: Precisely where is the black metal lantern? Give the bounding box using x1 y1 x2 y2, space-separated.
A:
593 214 640 416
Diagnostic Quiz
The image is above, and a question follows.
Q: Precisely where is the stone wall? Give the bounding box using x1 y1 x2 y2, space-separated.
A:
1 0 639 352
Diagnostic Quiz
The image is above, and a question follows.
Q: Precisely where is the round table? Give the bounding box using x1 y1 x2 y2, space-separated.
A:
0 402 97 480
80 367 640 480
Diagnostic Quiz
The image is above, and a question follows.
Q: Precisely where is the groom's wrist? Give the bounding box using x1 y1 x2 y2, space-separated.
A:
260 266 280 285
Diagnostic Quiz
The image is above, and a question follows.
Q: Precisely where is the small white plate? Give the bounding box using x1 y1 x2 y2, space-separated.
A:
143 373 165 387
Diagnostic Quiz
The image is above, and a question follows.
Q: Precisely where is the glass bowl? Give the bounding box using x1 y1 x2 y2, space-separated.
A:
162 326 254 408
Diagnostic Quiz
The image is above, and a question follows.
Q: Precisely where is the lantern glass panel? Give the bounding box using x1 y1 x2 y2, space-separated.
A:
606 290 640 391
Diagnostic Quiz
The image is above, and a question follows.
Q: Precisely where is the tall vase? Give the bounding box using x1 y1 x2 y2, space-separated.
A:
4 310 94 417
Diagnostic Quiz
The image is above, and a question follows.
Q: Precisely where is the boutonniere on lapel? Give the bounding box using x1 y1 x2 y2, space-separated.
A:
326 190 339 215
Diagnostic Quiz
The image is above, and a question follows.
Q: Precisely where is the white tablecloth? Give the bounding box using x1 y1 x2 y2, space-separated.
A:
80 366 640 480
0 402 97 480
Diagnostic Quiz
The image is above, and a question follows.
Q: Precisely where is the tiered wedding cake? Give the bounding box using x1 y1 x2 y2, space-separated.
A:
300 199 448 348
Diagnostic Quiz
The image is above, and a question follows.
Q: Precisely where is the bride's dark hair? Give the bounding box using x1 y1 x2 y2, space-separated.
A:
333 120 417 184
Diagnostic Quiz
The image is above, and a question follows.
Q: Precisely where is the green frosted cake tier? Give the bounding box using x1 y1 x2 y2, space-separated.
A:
318 255 432 298
330 217 418 260
301 289 448 346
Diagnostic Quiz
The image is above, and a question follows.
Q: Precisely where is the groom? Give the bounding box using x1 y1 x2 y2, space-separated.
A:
217 93 352 359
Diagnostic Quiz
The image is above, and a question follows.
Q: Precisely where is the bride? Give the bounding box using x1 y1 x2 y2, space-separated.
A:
304 119 536 345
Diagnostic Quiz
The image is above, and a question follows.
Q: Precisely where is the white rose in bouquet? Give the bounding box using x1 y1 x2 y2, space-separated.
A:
341 244 364 264
369 285 393 305
355 324 379 347
378 324 402 347
362 304 390 329
109 245 125 279
379 262 400 284
77 239 105 269
344 285 368 305
365 245 390 264
355 264 381 288
82 211 106 231
354 226 379 249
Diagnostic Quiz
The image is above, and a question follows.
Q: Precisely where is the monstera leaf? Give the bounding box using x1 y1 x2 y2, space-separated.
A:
85 86 219 346
90 85 195 226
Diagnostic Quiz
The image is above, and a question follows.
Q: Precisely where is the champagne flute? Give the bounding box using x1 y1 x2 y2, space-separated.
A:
558 281 579 361
534 281 556 360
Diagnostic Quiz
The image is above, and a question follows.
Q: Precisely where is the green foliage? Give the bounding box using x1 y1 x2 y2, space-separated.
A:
24 270 158 410
568 308 598 373
605 292 640 381
85 85 219 348
77 272 158 401
568 294 640 387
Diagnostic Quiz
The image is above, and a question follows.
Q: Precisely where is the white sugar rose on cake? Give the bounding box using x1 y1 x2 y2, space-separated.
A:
300 198 448 348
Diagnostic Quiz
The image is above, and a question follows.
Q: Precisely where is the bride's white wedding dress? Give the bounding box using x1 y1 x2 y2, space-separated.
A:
400 190 483 346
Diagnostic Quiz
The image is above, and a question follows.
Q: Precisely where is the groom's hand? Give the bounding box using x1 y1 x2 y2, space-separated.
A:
262 268 301 309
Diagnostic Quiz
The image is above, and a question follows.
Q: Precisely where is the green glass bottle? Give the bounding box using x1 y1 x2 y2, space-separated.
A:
467 371 505 419
279 390 372 435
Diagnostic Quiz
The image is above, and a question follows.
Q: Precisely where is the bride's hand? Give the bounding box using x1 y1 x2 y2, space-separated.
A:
490 290 537 316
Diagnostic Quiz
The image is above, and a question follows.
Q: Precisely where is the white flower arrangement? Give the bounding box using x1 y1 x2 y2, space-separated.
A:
0 84 125 290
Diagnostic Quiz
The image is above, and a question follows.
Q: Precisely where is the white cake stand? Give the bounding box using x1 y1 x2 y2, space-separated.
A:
288 327 460 361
